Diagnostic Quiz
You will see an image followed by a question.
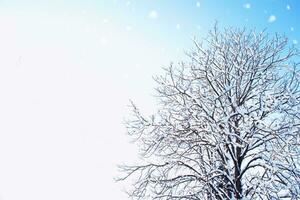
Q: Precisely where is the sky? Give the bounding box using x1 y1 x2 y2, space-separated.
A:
0 0 299 200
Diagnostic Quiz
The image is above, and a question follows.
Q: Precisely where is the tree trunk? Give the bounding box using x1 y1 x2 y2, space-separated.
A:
235 146 242 199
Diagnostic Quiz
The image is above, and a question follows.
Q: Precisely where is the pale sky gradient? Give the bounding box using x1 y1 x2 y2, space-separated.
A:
0 3 178 200
0 0 298 199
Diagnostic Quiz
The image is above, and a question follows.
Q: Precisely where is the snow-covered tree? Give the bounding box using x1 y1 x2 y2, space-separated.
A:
119 26 300 200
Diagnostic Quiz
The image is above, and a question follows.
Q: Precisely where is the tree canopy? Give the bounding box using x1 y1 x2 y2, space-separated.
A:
119 26 300 200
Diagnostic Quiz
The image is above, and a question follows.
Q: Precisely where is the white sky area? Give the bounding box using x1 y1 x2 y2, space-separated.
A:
0 8 181 200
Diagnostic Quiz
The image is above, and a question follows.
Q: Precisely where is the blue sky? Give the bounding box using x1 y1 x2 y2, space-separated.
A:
2 0 299 49
0 1 299 200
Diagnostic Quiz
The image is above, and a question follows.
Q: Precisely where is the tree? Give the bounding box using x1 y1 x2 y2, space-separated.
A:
118 26 300 200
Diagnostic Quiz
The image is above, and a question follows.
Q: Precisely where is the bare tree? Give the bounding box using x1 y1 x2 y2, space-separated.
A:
118 26 300 200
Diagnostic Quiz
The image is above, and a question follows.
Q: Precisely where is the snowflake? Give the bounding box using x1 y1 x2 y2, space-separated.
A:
268 15 276 23
286 5 291 10
243 3 251 9
293 40 298 45
196 2 201 8
148 10 158 19
176 24 181 29
126 25 132 31
102 19 109 24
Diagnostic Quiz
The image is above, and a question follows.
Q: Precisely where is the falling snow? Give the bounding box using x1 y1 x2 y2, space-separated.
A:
125 25 132 31
243 3 251 9
268 15 276 23
148 10 159 19
102 19 109 24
